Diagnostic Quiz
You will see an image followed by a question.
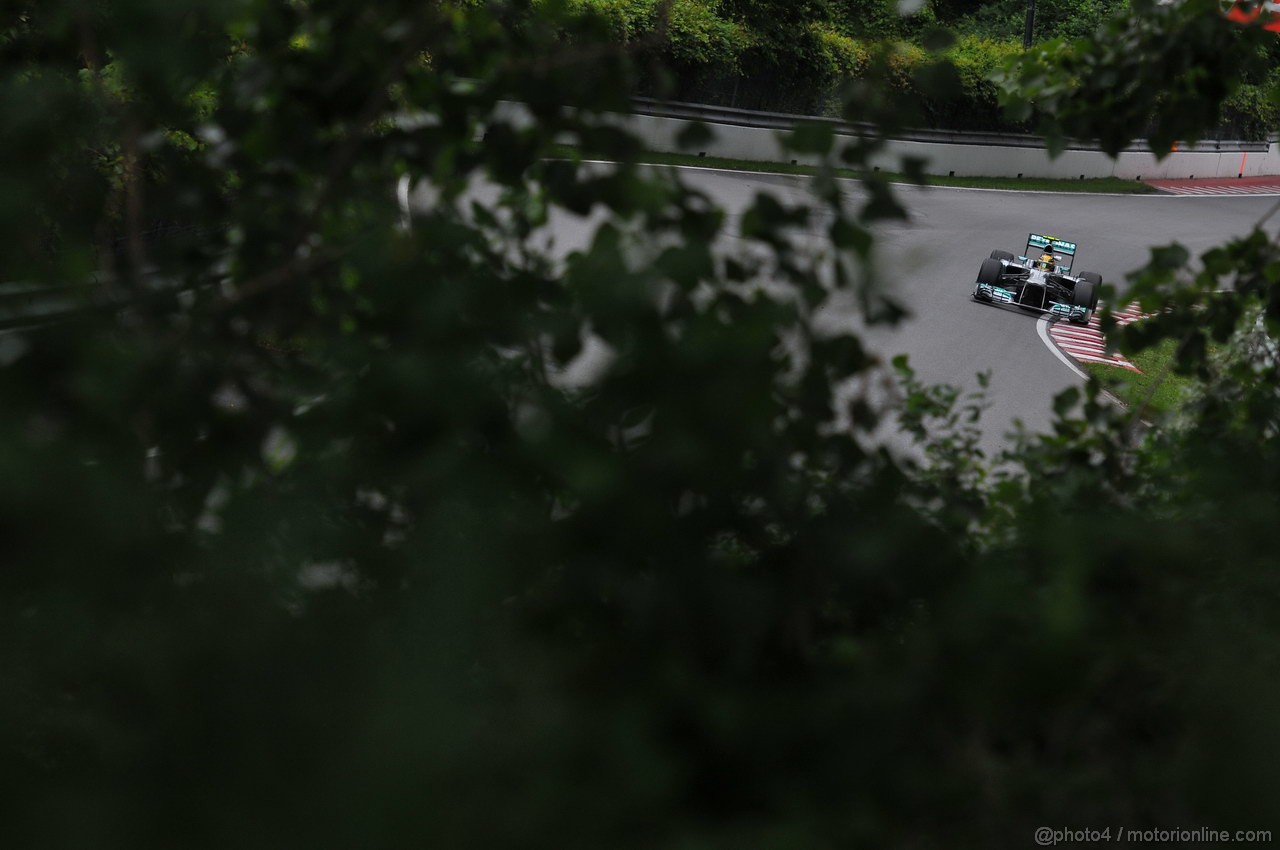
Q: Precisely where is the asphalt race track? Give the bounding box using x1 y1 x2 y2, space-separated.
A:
844 179 1280 452
425 167 1280 454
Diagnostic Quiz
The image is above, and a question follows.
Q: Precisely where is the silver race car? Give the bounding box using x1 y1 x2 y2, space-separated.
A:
972 233 1102 324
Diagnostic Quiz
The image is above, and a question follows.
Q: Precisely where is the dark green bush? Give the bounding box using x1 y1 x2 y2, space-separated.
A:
563 0 753 67
558 0 1280 138
816 36 1028 132
1220 79 1280 141
831 0 939 40
954 0 1128 41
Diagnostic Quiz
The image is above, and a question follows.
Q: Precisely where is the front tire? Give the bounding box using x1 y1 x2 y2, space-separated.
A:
1077 272 1102 310
1072 281 1096 312
976 258 1003 285
989 249 1015 262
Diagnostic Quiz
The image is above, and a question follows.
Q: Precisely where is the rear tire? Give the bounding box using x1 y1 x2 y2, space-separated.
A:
976 258 1003 285
989 249 1015 262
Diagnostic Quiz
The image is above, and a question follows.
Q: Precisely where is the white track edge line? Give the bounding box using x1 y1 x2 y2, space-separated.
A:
1037 315 1088 379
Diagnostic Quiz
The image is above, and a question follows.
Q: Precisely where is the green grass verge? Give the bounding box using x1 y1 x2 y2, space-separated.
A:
549 146 1158 194
1084 338 1204 417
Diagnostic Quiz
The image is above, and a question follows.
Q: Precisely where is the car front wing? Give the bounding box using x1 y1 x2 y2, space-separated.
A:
974 282 1089 323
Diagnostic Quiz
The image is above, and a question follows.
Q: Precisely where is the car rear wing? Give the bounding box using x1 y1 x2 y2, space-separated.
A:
1024 233 1077 273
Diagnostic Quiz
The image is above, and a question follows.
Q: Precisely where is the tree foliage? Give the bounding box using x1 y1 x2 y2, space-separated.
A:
560 0 753 66
4 1 1280 848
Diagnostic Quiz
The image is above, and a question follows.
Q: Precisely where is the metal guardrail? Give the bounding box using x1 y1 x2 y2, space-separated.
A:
0 281 119 332
0 224 218 332
630 97 1272 154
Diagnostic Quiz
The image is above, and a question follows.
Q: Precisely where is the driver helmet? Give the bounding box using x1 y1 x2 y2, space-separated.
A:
1036 251 1056 271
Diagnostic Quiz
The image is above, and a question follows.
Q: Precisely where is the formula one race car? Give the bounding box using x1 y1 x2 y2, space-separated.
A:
972 233 1102 324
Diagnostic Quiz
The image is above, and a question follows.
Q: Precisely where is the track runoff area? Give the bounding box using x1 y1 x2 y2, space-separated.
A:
1147 176 1280 196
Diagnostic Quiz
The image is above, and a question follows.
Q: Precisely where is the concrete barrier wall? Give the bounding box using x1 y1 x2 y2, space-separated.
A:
491 101 1280 181
619 111 1280 181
